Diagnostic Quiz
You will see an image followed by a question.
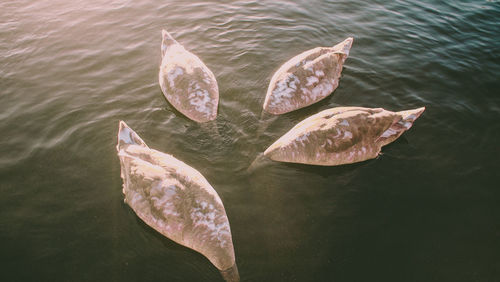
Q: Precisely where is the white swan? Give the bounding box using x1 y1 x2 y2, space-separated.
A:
116 121 238 281
159 30 219 122
264 106 425 166
263 38 353 115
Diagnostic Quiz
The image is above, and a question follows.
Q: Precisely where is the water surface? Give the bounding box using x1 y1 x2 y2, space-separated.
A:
1 0 500 281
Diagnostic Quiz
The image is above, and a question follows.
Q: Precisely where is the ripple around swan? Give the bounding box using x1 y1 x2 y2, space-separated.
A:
1 0 500 281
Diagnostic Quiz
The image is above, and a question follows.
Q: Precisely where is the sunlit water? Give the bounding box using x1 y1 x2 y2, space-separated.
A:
1 0 499 281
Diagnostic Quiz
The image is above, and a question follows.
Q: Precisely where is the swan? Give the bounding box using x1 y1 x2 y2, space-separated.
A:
159 30 219 122
264 106 425 166
263 38 353 115
116 121 238 281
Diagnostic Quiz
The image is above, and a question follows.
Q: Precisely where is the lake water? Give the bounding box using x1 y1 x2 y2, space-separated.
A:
1 0 499 281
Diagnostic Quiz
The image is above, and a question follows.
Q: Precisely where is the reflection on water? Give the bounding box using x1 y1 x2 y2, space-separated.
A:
0 0 499 281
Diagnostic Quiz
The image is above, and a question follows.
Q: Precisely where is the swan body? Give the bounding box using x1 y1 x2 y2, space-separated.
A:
263 38 353 115
159 30 219 122
116 121 238 281
264 106 425 166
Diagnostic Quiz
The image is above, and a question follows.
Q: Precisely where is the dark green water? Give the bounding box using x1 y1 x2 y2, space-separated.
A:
1 0 500 281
